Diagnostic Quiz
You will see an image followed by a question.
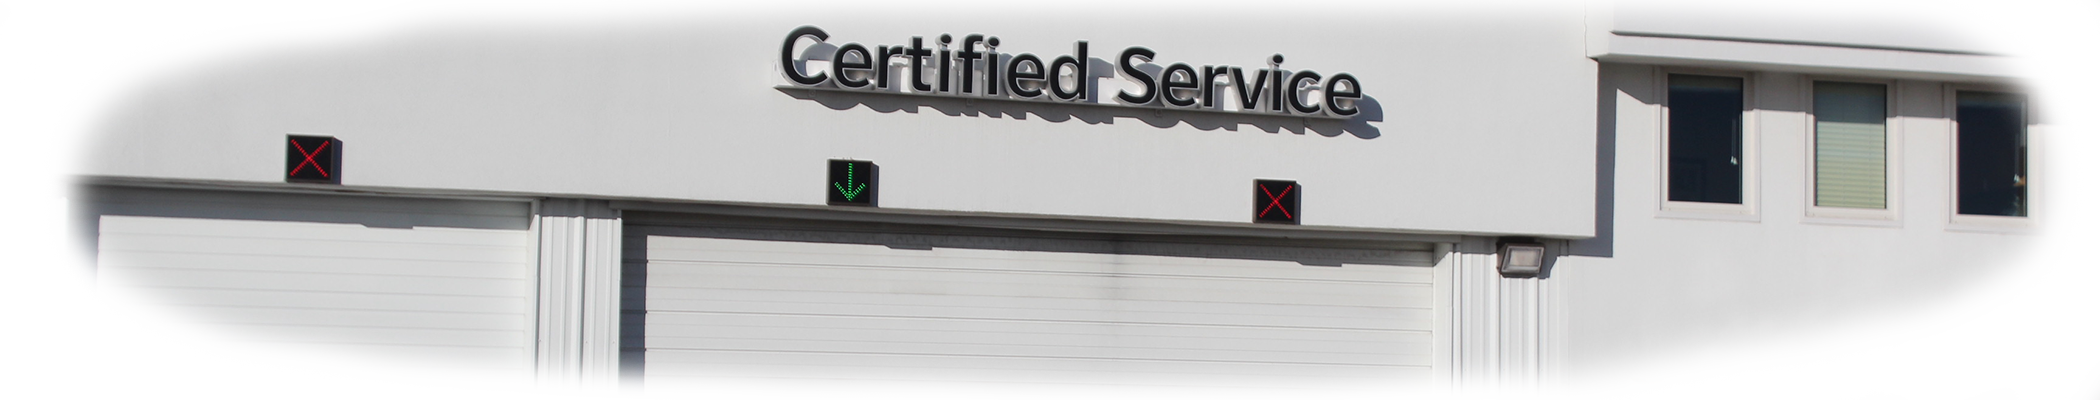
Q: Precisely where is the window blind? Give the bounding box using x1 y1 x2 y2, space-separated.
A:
1813 82 1887 209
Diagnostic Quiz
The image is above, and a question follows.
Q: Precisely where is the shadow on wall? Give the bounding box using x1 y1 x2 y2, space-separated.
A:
626 212 1431 267
775 87 1386 140
619 239 648 385
1565 66 1640 259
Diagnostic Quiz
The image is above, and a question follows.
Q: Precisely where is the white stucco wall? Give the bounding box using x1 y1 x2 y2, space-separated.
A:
1601 1 1994 54
1553 62 2038 377
79 6 1599 238
1584 2 2016 83
64 1 2057 387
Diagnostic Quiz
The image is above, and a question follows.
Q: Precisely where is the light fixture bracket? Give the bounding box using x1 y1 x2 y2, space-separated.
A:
1496 238 1547 277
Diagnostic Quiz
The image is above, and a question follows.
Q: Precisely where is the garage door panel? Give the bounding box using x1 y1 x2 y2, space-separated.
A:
99 266 533 297
642 288 1432 331
256 342 534 369
643 314 1428 365
638 374 1427 400
304 366 533 391
641 288 1430 320
129 287 533 314
98 252 533 280
638 389 1427 400
206 324 531 348
112 301 533 326
92 188 534 373
643 350 1429 386
628 225 1442 387
651 286 1444 324
645 262 1429 308
642 336 1427 368
100 229 533 264
645 312 1424 347
642 349 1427 378
643 237 1431 283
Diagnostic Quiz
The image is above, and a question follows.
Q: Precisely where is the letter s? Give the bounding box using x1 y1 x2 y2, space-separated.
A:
1116 47 1158 105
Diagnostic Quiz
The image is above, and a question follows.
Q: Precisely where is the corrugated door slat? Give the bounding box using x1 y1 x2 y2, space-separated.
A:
92 187 535 373
625 222 1438 388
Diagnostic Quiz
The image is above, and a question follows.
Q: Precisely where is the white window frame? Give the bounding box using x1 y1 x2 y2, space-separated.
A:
1657 68 1760 221
1944 83 2037 232
1802 76 1901 224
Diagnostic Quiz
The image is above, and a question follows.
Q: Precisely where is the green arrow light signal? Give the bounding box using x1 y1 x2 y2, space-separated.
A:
827 159 875 207
833 163 867 200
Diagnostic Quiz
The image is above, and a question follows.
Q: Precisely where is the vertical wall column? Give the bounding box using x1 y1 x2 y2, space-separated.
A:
1448 236 1554 391
46 181 66 255
46 180 78 292
535 199 623 385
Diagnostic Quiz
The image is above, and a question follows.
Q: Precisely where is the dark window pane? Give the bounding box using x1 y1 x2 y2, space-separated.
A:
1668 74 1744 204
1956 91 2026 216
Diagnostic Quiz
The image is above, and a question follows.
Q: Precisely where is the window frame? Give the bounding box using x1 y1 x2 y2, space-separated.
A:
1657 68 1760 220
1802 76 1902 224
1944 83 2037 231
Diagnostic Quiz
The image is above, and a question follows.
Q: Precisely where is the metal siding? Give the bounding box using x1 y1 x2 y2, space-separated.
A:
625 224 1439 387
93 188 535 372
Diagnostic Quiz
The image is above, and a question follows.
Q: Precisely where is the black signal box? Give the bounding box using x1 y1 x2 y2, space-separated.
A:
286 135 341 184
1253 179 1299 224
828 160 877 206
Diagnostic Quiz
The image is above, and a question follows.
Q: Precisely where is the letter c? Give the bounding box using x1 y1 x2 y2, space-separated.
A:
781 26 829 86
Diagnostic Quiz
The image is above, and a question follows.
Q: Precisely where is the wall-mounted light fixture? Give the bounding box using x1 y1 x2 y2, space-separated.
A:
1498 238 1547 277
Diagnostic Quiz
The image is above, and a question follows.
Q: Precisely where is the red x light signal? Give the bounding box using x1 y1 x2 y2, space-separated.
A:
1253 180 1300 224
286 135 341 184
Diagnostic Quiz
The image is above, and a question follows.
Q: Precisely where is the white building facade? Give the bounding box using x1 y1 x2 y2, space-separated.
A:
73 3 2041 392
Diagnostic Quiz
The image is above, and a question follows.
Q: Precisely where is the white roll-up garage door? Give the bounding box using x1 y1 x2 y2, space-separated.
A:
624 214 1443 389
88 186 537 373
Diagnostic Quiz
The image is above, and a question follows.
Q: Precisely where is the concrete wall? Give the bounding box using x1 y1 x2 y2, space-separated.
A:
78 6 1598 238
1554 61 2038 377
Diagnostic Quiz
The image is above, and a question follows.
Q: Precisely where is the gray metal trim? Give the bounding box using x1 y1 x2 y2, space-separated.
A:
80 175 542 202
611 200 1464 244
1609 30 1998 56
80 176 1493 243
46 180 69 288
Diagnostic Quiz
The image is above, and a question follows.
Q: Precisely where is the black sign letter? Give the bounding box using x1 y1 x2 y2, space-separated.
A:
1116 46 1157 105
780 26 830 86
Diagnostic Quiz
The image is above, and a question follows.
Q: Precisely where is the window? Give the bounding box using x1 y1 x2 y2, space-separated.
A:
1666 74 1747 205
1810 81 1891 212
1954 91 2026 217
